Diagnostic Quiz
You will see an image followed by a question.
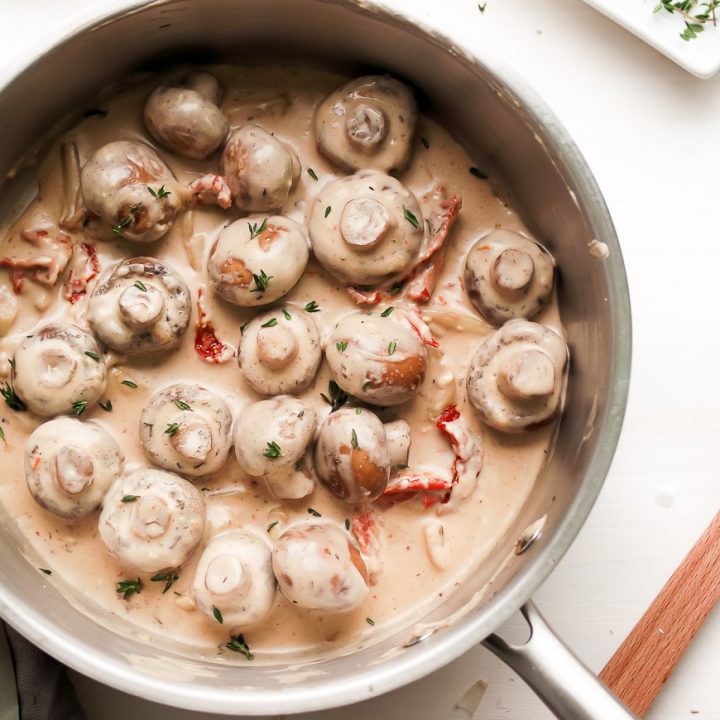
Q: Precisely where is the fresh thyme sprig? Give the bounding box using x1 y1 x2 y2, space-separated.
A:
250 269 273 294
248 218 268 240
225 634 254 660
117 578 143 600
320 380 349 413
654 0 719 40
1 382 26 412
151 570 179 593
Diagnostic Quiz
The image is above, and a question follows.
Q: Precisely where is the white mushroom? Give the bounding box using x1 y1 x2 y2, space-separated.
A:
192 529 276 627
140 384 233 478
308 171 423 286
272 523 369 613
464 230 556 326
144 71 229 159
466 319 568 432
25 418 123 518
314 75 418 173
238 306 321 396
87 257 191 355
220 124 300 211
99 468 205 574
326 309 427 406
12 323 107 417
207 216 308 307
80 140 184 243
314 407 410 504
234 396 317 499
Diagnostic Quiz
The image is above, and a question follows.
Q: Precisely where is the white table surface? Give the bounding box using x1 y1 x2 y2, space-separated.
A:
1 0 719 718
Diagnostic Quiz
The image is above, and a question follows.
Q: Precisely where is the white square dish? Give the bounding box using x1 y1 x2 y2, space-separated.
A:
582 0 720 78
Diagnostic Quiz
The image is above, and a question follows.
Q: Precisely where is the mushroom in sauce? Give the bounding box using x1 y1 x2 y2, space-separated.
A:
140 384 233 478
220 124 300 211
25 418 123 518
99 468 205 574
272 522 369 613
144 71 229 159
464 230 555 326
207 216 309 307
314 75 418 173
466 319 568 432
87 256 191 355
238 306 321 396
192 529 276 627
308 171 424 286
326 309 427 406
80 140 184 243
234 396 317 499
314 407 410 504
12 323 107 417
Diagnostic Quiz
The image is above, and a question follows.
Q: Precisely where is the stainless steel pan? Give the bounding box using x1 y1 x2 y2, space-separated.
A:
0 1 633 717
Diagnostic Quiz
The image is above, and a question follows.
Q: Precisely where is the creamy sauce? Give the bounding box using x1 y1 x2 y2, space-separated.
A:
0 65 563 661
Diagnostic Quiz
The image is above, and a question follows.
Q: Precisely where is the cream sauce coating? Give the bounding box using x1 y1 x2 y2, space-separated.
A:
0 65 564 661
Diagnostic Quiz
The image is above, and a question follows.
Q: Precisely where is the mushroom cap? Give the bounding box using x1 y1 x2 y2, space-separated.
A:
314 407 390 504
191 529 276 628
308 171 423 286
464 230 555 326
80 140 183 243
220 124 300 211
144 74 229 159
314 75 418 173
25 418 123 518
466 319 568 432
326 309 427 406
140 384 233 478
12 323 107 417
238 306 321 396
87 256 191 355
208 216 309 307
234 396 317 499
99 468 206 574
272 522 369 613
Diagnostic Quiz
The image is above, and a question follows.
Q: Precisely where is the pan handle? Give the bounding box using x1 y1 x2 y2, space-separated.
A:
482 601 638 720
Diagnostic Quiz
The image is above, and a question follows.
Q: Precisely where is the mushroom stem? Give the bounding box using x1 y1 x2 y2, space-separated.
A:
497 349 556 402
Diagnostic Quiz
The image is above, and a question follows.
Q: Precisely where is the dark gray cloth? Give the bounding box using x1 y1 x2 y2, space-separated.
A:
4 623 86 720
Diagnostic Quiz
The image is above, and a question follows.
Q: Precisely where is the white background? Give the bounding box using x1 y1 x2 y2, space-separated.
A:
1 1 719 718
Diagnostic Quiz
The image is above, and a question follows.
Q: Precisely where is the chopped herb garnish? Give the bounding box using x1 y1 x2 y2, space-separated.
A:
151 570 179 593
307 168 319 181
477 2 486 12
263 441 282 459
297 410 304 418
174 399 191 411
336 340 348 353
250 269 273 294
261 317 278 328
84 350 101 362
304 300 320 313
121 380 138 389
71 400 87 416
147 184 171 199
248 218 268 240
282 308 292 321
324 205 332 218
402 206 420 228
380 306 394 317
366 617 376 626
213 605 223 624
0 427 5 443
320 380 349 413
421 136 430 149
345 518 351 531
295 458 305 471
8 358 15 371
111 204 139 235
469 166 488 179
165 422 180 435
307 507 322 517
1 382 26 412
355 408 362 415
117 578 143 600
225 634 253 660
351 428 359 450
388 340 397 355
99 400 113 412
134 280 147 292
122 495 139 503
39 567 52 575
267 520 279 532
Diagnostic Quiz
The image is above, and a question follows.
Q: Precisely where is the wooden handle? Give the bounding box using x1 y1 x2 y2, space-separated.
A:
600 511 720 716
